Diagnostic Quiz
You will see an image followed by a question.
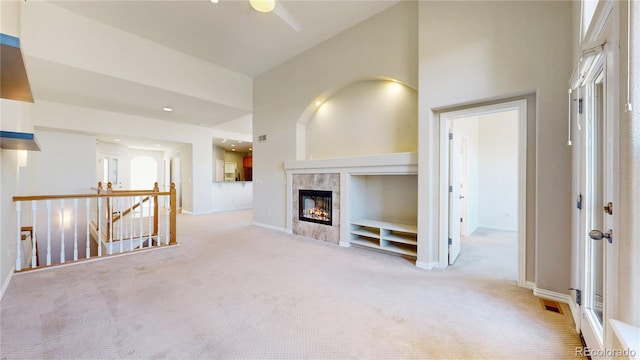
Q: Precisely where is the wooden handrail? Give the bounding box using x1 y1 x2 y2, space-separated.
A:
13 191 169 202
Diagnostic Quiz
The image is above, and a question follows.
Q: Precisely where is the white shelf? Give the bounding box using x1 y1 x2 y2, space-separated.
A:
349 219 417 258
350 228 380 239
383 232 418 245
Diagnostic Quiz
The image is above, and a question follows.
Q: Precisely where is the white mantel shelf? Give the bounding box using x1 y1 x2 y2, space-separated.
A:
284 152 417 173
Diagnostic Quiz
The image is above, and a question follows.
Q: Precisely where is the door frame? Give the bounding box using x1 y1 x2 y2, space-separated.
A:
439 99 527 287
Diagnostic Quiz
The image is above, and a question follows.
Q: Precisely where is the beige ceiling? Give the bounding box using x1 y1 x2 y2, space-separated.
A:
25 0 400 146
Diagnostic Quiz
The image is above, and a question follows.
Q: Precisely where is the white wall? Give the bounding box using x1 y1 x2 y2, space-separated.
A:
253 1 418 229
418 1 572 292
129 149 164 190
1 150 22 298
25 130 96 194
477 111 518 231
304 80 418 159
211 182 253 212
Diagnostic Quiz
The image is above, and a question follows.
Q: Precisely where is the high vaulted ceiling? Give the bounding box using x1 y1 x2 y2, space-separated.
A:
22 0 400 145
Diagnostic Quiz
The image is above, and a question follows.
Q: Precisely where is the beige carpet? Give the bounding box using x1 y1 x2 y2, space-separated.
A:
1 210 584 359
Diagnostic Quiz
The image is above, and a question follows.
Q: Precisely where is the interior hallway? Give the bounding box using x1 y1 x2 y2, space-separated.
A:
1 210 583 359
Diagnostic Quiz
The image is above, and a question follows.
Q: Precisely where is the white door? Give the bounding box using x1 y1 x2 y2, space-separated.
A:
579 56 616 356
98 155 122 189
459 138 468 237
448 126 462 264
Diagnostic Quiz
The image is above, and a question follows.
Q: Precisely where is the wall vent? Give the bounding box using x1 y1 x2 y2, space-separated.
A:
258 135 267 142
540 299 564 315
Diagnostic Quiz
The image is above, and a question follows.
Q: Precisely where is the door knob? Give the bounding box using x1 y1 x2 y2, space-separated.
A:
589 229 613 243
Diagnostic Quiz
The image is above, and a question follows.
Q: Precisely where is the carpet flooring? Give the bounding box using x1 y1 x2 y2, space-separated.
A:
1 210 584 359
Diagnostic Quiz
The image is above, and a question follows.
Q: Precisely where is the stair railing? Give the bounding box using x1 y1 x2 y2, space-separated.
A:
12 183 177 272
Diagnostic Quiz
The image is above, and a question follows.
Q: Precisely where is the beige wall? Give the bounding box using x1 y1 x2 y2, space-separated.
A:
304 80 418 160
417 1 572 291
253 1 418 230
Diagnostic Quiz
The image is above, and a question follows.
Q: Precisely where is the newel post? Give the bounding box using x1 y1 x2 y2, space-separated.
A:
170 182 177 245
153 182 159 236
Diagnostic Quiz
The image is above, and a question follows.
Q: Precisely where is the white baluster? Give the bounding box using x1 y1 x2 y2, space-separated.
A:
139 196 144 249
31 201 37 268
119 197 123 253
129 197 134 251
16 202 22 271
73 199 78 261
46 200 52 266
60 199 65 263
86 198 91 259
97 198 102 257
109 197 113 255
148 196 153 247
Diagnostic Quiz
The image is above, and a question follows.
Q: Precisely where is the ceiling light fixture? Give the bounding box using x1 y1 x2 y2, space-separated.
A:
315 100 322 106
250 0 275 13
210 0 219 3
114 139 120 142
155 144 161 147
163 107 173 112
232 149 236 152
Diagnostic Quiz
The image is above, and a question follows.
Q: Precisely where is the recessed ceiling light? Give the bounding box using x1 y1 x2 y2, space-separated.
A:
232 148 236 151
249 148 253 151
210 0 219 3
155 144 161 147
163 107 173 112
231 144 235 147
114 139 120 142
315 100 322 106
238 140 242 144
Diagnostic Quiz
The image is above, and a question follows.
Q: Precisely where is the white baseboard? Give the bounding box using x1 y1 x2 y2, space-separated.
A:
478 224 518 232
0 267 15 301
525 281 535 290
251 222 287 233
339 241 351 247
415 260 441 270
533 286 572 304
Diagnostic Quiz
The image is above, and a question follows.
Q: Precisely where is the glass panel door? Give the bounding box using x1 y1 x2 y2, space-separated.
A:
585 74 605 329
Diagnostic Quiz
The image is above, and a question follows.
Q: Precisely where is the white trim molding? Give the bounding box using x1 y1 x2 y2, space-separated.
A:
439 100 528 287
251 221 288 233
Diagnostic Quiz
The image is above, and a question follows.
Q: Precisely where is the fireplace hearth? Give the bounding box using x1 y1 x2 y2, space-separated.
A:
299 189 332 226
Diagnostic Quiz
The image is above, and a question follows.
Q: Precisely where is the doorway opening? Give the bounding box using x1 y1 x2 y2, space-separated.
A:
439 100 527 287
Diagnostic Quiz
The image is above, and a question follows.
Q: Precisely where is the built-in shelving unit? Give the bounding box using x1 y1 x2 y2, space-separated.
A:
347 174 418 258
350 219 417 258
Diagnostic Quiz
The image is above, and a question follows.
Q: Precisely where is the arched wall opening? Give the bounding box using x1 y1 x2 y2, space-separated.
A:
296 78 418 160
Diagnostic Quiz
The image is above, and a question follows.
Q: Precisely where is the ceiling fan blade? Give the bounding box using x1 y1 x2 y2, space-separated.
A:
273 1 301 32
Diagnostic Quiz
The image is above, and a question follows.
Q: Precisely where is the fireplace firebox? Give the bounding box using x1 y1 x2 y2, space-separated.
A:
299 190 332 226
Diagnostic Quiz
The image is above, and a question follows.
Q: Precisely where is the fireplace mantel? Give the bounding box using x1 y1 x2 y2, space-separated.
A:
284 152 417 173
